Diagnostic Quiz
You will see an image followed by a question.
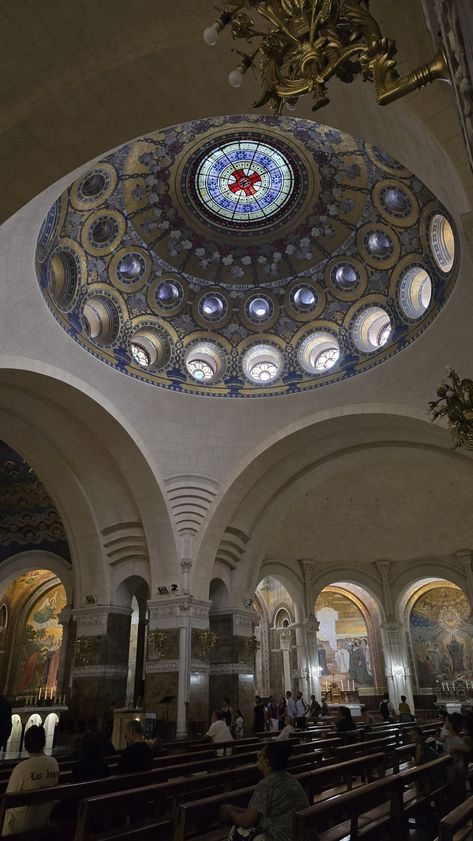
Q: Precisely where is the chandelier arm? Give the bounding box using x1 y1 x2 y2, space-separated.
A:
372 44 450 106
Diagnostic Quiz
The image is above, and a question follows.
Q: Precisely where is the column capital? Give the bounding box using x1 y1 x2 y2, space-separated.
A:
72 604 132 636
304 615 319 634
148 596 211 630
210 607 257 637
375 560 392 579
456 549 472 567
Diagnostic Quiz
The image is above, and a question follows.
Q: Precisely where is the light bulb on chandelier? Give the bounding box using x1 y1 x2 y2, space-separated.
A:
202 11 232 45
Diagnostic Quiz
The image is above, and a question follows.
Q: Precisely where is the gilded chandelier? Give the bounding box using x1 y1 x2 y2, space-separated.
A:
429 369 473 451
203 0 449 114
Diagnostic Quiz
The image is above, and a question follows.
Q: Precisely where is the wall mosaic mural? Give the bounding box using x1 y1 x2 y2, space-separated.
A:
36 115 459 397
15 582 66 695
315 588 374 687
0 441 70 563
409 583 473 688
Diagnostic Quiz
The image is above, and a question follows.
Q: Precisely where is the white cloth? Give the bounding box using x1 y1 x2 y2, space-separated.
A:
4 754 59 836
317 607 339 652
206 719 233 743
277 725 296 741
295 699 306 717
234 716 244 739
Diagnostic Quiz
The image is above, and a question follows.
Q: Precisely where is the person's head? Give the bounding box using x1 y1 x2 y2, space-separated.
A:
257 741 293 777
286 690 291 698
401 695 406 703
255 695 261 704
211 709 224 723
338 705 353 721
223 697 230 707
297 691 302 700
125 719 144 745
383 692 389 700
447 712 463 734
24 725 46 755
236 709 242 719
284 714 294 727
311 695 315 702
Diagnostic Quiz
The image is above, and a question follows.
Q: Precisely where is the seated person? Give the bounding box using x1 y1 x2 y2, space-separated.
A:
219 741 319 840
276 715 296 741
72 730 109 782
3 724 59 836
117 720 152 774
336 706 357 743
360 707 375 731
412 726 437 765
307 695 321 719
206 710 233 745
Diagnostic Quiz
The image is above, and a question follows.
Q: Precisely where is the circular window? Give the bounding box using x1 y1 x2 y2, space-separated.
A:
80 172 107 198
365 230 392 258
156 280 183 308
130 328 170 370
399 267 432 319
353 307 392 352
185 342 224 383
298 332 340 374
246 295 273 324
192 139 296 228
290 284 318 312
89 216 119 247
430 214 455 272
117 253 145 283
381 187 410 216
48 249 79 311
82 296 121 347
199 293 227 323
333 263 359 291
242 344 283 384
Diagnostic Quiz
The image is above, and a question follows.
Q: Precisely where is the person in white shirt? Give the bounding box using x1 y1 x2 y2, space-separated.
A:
4 725 59 836
276 715 296 741
286 691 297 720
206 710 233 755
295 692 307 729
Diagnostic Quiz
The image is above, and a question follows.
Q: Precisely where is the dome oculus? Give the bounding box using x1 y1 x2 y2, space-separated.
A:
192 139 296 228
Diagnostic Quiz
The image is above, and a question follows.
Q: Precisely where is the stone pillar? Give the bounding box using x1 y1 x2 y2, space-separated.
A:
380 620 415 711
457 550 473 608
70 605 133 717
280 628 292 691
209 608 257 730
56 604 73 697
145 595 210 738
298 560 321 698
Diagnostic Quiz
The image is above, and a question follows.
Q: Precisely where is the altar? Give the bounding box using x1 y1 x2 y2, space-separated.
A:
321 680 360 715
327 703 362 717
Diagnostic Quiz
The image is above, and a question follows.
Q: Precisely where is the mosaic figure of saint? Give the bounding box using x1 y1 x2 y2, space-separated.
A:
448 635 465 673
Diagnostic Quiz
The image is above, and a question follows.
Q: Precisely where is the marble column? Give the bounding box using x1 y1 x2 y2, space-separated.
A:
299 560 321 698
279 628 292 692
144 595 210 738
209 608 257 730
70 605 133 716
380 619 415 711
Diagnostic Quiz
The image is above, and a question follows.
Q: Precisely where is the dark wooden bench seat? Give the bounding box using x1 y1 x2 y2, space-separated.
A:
436 793 473 841
294 755 453 841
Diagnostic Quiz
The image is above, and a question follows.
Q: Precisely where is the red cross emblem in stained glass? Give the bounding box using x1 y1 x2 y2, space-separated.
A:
228 168 262 196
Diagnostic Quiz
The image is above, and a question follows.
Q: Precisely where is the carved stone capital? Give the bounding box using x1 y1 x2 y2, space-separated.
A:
72 605 132 637
58 604 73 626
210 607 257 638
148 596 211 630
456 549 472 570
304 615 319 636
375 560 391 580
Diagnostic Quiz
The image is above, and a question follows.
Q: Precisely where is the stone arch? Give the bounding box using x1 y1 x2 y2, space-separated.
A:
209 578 231 611
0 551 73 605
0 366 177 601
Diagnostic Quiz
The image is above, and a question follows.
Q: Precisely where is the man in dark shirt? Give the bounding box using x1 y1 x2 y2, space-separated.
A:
117 720 152 774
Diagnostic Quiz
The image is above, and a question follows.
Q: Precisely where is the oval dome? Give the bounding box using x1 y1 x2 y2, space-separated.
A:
35 115 459 397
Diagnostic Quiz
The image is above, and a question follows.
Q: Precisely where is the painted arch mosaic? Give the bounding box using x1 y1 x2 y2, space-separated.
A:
36 115 459 397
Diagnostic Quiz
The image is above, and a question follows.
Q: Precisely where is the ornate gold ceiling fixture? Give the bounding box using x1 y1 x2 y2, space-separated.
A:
430 369 473 451
203 1 449 114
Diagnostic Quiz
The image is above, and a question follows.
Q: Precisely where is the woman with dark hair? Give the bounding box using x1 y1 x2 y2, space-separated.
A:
219 741 318 840
336 706 357 743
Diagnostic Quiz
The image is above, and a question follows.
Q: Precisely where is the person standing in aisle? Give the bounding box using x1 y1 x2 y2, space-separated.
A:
285 690 297 722
295 692 307 730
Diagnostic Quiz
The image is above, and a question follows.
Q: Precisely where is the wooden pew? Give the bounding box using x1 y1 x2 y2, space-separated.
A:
436 793 473 841
294 755 452 841
334 734 398 762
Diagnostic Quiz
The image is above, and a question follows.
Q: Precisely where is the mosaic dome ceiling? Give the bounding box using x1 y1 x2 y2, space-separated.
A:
35 115 459 397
